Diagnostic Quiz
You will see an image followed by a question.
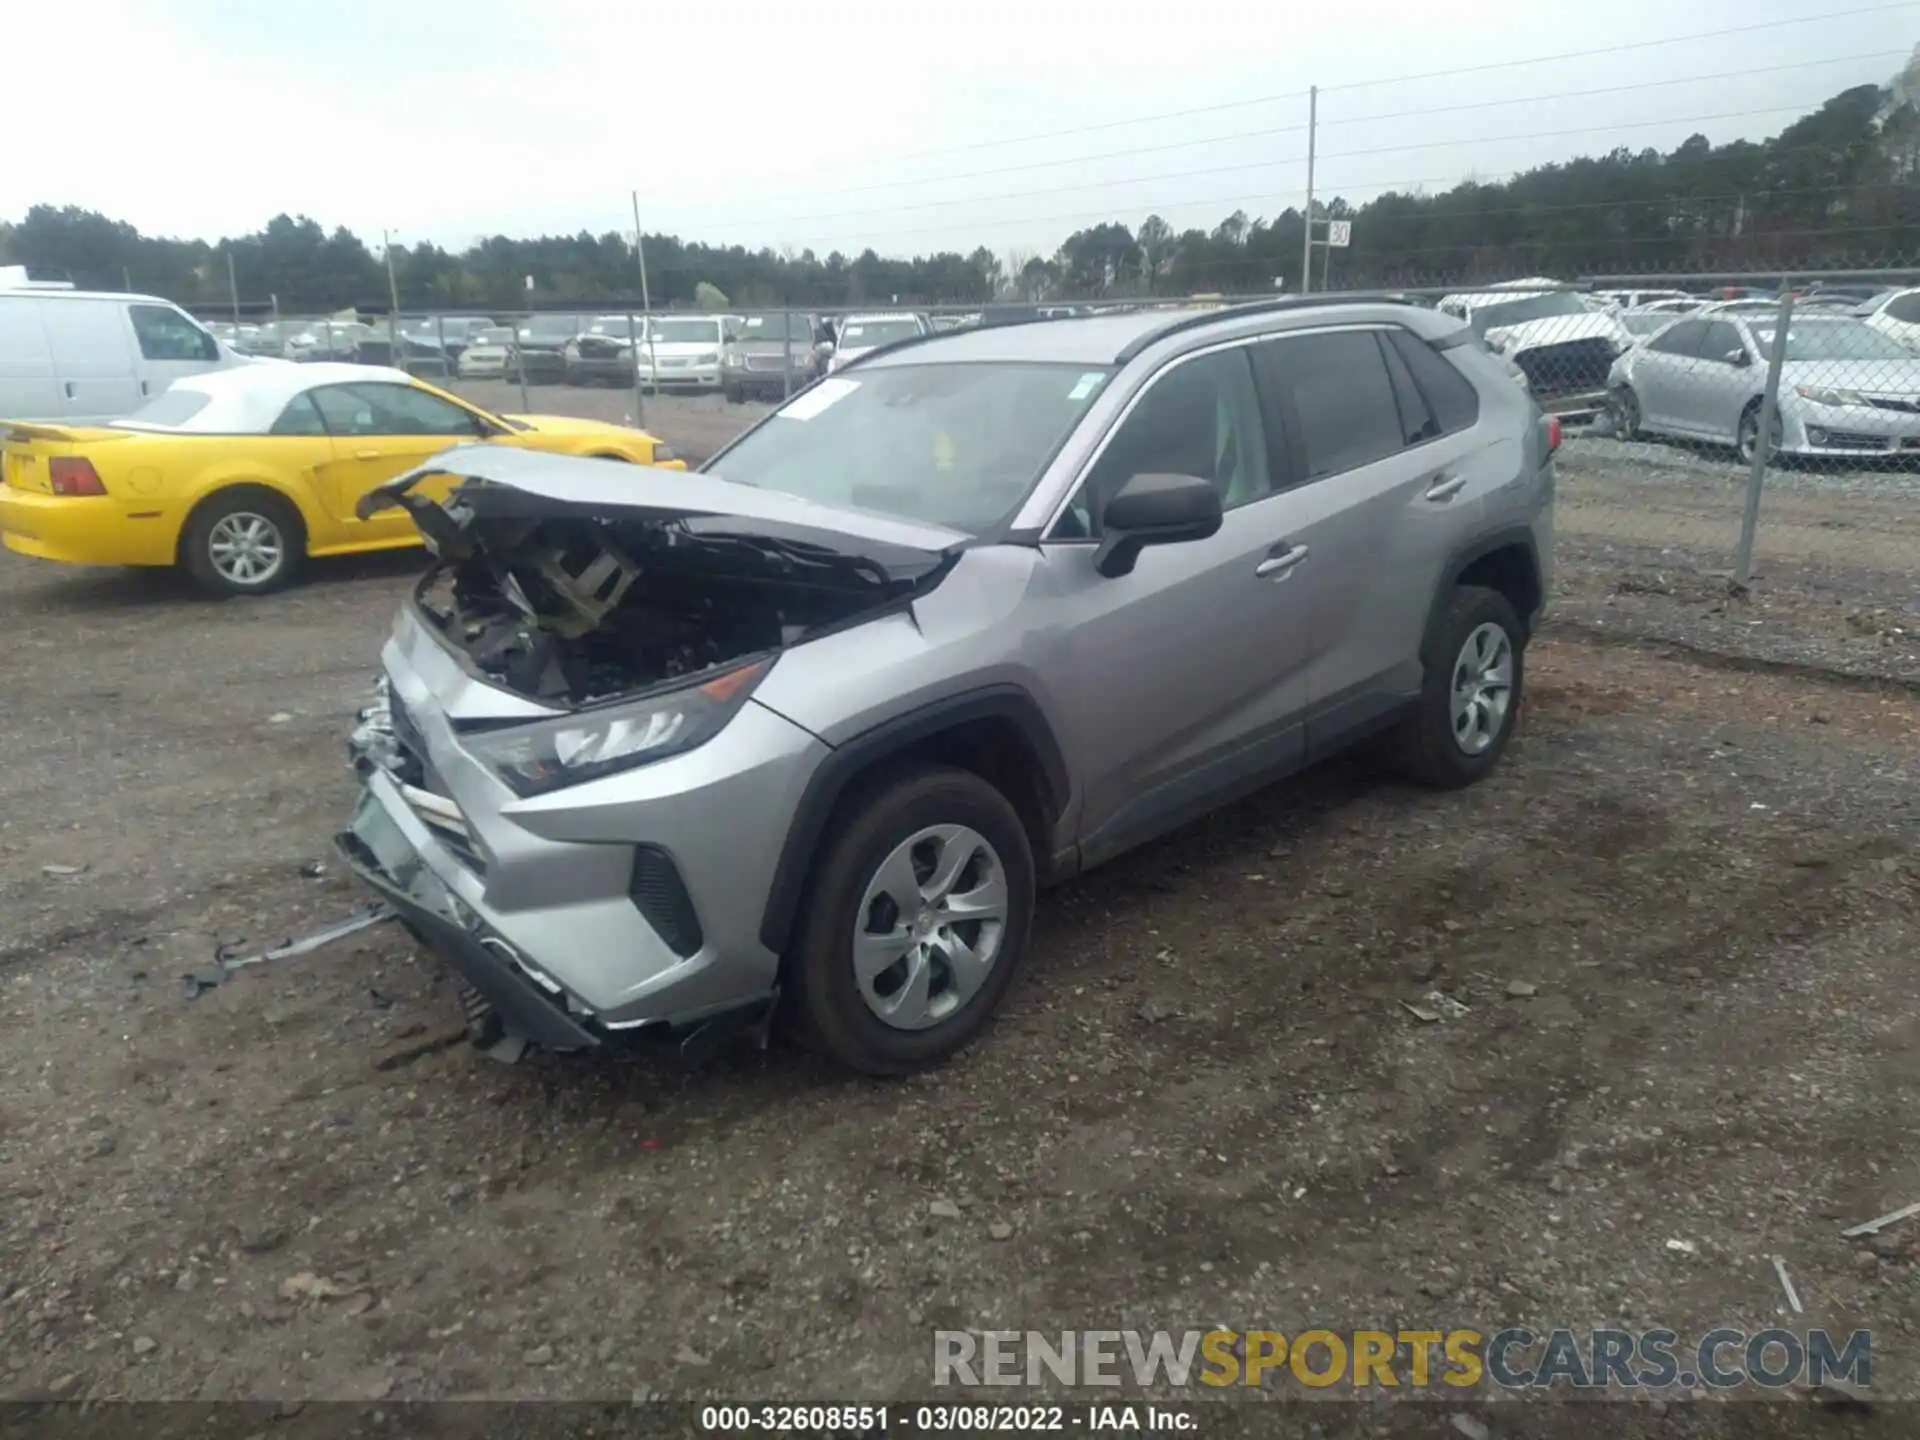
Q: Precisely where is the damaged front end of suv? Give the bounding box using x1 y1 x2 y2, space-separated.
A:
334 444 963 1057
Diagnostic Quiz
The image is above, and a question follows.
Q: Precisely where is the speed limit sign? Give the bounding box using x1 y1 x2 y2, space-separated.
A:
1327 220 1352 247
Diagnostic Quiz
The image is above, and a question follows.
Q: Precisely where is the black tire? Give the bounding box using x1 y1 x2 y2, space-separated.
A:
1610 385 1641 440
785 765 1035 1075
180 488 304 597
1736 401 1782 467
1382 585 1526 790
724 382 745 405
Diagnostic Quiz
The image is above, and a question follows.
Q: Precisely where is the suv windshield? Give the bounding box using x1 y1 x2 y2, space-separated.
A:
840 318 922 348
521 316 580 339
1467 292 1590 335
589 316 643 337
711 362 1111 535
651 318 722 344
740 313 810 341
475 327 516 345
1753 319 1915 362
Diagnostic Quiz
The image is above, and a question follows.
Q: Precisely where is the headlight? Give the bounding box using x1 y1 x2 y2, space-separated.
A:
465 659 768 798
724 351 747 367
695 350 719 364
651 444 677 464
1795 384 1867 407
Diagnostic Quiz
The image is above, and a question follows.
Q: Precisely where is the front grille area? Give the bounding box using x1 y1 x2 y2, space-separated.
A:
1513 338 1618 398
1867 395 1920 413
746 355 794 371
630 846 703 957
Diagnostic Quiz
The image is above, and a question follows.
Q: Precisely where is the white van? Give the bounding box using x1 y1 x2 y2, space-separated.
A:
0 288 250 424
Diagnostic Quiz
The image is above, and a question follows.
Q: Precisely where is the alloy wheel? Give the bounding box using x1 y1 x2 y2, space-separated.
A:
207 512 286 587
1450 621 1514 756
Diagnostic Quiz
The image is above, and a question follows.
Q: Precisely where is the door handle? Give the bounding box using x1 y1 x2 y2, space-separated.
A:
1424 473 1467 501
139 380 150 396
355 448 381 460
1255 543 1309 578
63 382 76 399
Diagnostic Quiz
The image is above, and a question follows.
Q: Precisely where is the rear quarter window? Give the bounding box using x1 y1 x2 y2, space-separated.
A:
1388 330 1480 435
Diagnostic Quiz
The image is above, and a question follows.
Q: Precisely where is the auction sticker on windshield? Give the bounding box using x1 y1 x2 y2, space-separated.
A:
1068 372 1106 401
778 378 859 421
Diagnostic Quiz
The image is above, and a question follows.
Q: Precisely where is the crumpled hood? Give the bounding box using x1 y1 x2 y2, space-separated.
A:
356 442 967 578
497 413 639 436
1484 312 1630 353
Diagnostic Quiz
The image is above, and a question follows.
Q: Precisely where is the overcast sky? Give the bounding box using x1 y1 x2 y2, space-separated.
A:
9 0 1915 259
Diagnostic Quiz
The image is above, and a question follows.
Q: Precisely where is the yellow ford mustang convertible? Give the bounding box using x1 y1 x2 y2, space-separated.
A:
0 362 684 595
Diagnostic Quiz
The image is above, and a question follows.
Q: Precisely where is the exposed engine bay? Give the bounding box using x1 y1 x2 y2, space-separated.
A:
414 513 920 707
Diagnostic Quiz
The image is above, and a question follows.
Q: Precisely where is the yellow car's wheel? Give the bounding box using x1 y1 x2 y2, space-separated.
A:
181 487 305 598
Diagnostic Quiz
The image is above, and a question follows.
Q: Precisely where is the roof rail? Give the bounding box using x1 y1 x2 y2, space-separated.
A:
1114 292 1425 363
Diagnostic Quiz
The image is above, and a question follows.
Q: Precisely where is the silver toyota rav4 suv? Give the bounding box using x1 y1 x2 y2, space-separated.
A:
337 296 1558 1074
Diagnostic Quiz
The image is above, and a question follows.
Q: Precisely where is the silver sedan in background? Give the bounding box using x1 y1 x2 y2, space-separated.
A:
1606 310 1920 464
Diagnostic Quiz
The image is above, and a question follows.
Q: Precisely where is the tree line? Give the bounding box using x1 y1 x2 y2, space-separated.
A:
4 57 1918 315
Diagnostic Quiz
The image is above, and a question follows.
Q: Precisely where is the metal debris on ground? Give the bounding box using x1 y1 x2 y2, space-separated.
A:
41 864 87 878
1665 1238 1698 1255
1450 1415 1492 1440
1506 979 1539 998
1404 990 1471 1024
1841 1200 1920 1238
184 903 395 998
1772 1255 1803 1314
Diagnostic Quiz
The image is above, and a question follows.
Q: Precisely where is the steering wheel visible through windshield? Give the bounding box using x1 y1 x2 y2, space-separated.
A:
708 362 1112 535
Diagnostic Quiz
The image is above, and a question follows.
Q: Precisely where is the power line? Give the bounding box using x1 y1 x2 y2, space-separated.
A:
678 3 1915 197
779 101 1863 247
737 54 1900 231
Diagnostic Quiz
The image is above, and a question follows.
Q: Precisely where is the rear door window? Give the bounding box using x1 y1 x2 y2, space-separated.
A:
1250 330 1408 480
1648 320 1709 358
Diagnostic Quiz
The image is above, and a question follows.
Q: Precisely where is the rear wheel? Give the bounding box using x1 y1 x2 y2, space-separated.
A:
181 489 304 597
1383 585 1525 789
786 766 1034 1075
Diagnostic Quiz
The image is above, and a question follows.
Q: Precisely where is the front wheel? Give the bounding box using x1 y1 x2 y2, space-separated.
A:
786 766 1035 1075
1609 385 1641 440
180 490 303 597
1736 403 1783 466
1382 585 1525 789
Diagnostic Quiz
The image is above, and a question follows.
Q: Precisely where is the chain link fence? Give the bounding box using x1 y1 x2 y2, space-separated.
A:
189 274 1919 682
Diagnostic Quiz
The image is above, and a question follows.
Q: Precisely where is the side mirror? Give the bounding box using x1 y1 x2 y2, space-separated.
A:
817 341 835 357
1093 472 1223 578
1725 349 1750 367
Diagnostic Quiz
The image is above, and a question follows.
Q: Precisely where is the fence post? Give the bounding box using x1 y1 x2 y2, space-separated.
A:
516 310 532 413
435 314 447 381
783 307 794 402
628 310 647 428
1734 282 1793 587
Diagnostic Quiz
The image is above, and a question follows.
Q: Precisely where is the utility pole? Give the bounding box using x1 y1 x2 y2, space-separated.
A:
383 229 402 365
631 190 657 416
1300 85 1318 295
226 250 241 325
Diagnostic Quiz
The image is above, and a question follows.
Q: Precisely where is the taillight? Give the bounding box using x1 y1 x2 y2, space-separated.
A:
1546 416 1564 452
49 457 106 496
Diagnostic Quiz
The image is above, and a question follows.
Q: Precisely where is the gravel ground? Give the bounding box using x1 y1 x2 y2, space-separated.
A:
1 401 1917 1421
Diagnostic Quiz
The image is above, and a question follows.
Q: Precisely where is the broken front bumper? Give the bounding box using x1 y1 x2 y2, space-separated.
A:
336 778 600 1051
